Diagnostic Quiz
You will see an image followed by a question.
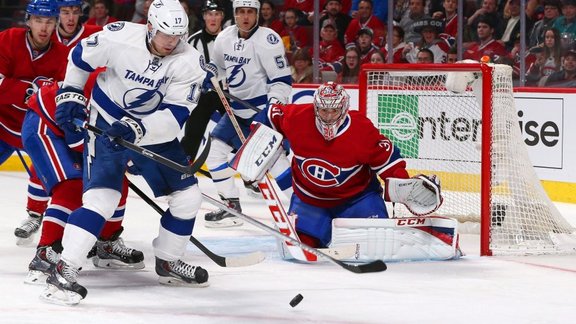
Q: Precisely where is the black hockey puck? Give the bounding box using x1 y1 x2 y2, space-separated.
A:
289 293 303 307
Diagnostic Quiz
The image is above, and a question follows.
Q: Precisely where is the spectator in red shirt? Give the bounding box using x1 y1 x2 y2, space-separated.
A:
259 0 283 34
344 0 386 47
318 0 353 47
349 27 380 66
382 26 408 63
316 20 346 72
85 0 118 27
279 8 311 54
464 15 508 61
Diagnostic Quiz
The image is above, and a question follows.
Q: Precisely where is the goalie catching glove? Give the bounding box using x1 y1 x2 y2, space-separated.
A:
385 174 443 216
229 123 284 182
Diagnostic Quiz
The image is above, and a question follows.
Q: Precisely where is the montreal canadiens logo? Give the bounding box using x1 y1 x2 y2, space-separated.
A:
300 158 341 187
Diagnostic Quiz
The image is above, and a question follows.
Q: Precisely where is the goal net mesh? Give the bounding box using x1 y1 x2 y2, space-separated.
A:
361 64 576 256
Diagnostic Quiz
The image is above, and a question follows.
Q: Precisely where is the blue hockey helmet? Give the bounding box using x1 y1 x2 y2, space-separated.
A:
26 0 60 19
57 0 84 8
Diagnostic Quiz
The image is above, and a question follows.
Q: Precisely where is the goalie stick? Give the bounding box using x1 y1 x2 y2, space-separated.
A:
202 192 386 273
209 78 318 262
127 181 265 267
75 120 208 176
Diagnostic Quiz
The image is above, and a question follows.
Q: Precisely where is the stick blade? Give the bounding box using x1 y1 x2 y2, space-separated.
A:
224 251 266 267
340 259 387 274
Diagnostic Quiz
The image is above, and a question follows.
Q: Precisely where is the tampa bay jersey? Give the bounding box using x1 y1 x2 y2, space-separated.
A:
63 22 204 146
266 103 409 208
210 25 292 119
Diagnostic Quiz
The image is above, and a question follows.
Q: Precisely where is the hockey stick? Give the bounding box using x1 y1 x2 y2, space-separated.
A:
15 150 32 176
202 192 386 273
209 78 322 262
126 180 265 267
75 120 207 175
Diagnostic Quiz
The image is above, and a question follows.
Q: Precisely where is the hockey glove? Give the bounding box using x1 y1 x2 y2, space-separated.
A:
55 87 88 133
385 174 443 216
201 62 218 93
101 117 145 151
23 76 54 103
63 127 85 152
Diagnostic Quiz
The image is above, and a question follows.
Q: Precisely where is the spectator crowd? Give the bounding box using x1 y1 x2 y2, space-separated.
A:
3 0 576 87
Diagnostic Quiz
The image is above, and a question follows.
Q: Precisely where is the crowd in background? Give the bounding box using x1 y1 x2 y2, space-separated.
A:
2 0 576 87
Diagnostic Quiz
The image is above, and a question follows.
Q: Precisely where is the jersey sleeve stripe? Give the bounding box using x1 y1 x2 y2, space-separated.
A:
70 43 96 73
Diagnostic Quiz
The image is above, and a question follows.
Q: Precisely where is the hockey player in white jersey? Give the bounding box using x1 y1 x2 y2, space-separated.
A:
43 0 208 306
201 0 293 227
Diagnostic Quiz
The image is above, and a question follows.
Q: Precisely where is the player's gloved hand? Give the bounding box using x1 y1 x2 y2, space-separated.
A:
55 87 88 133
101 117 145 151
385 174 443 216
63 127 85 152
201 62 218 93
23 76 55 102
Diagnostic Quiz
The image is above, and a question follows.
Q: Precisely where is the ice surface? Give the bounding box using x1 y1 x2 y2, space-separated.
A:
1 171 575 324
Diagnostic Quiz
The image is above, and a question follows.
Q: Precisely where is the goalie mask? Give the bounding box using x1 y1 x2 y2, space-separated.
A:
147 0 189 45
313 82 350 141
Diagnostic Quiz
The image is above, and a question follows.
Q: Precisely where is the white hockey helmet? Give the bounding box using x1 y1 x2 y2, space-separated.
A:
313 82 350 141
147 0 189 43
233 0 260 18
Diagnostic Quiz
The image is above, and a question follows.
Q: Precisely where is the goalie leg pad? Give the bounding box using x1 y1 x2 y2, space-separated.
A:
229 123 284 183
329 217 460 262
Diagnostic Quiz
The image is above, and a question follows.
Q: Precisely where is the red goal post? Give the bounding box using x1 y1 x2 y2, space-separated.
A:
359 63 576 256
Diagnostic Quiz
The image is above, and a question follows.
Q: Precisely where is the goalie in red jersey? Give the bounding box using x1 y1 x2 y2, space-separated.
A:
232 82 461 262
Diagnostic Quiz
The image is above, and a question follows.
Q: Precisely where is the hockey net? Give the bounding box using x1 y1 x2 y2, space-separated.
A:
359 63 576 256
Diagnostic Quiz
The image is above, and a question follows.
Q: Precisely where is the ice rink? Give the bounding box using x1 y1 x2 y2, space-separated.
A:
1 171 575 324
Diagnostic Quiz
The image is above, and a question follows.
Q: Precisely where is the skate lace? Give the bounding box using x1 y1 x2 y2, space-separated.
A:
171 260 197 278
19 216 41 232
59 262 81 283
111 237 135 257
45 247 61 264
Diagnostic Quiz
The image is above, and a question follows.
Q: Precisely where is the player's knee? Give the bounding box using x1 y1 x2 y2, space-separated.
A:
83 188 122 219
51 179 83 211
167 184 201 220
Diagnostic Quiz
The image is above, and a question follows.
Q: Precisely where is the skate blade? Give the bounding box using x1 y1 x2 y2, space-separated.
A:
15 235 36 247
204 218 244 228
158 276 210 288
24 270 48 285
92 258 145 270
40 284 84 306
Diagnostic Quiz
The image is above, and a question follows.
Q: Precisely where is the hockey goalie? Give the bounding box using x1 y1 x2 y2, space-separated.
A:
230 82 461 262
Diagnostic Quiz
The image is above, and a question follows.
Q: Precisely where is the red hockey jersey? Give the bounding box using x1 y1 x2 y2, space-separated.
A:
0 28 68 149
268 103 408 208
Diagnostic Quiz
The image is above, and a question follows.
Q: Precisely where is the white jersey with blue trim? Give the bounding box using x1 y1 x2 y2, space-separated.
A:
211 25 292 119
63 22 204 146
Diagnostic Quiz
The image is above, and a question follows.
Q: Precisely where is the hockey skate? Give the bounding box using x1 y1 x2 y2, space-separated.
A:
14 211 42 245
92 227 145 269
155 257 209 287
243 179 261 198
41 259 87 306
24 243 62 285
204 196 244 228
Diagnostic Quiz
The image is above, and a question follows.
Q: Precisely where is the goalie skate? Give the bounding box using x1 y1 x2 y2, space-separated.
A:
92 228 145 269
24 244 61 285
204 196 244 228
155 257 209 287
40 260 87 306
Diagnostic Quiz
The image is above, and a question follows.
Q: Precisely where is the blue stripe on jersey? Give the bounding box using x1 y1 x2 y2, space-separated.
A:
159 102 190 128
160 209 195 236
45 206 70 223
70 42 95 73
92 83 125 120
267 75 292 86
230 94 267 111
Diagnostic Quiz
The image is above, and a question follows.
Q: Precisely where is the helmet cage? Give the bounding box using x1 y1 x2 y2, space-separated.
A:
313 82 350 141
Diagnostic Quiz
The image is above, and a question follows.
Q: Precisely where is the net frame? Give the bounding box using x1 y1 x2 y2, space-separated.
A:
359 63 576 256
